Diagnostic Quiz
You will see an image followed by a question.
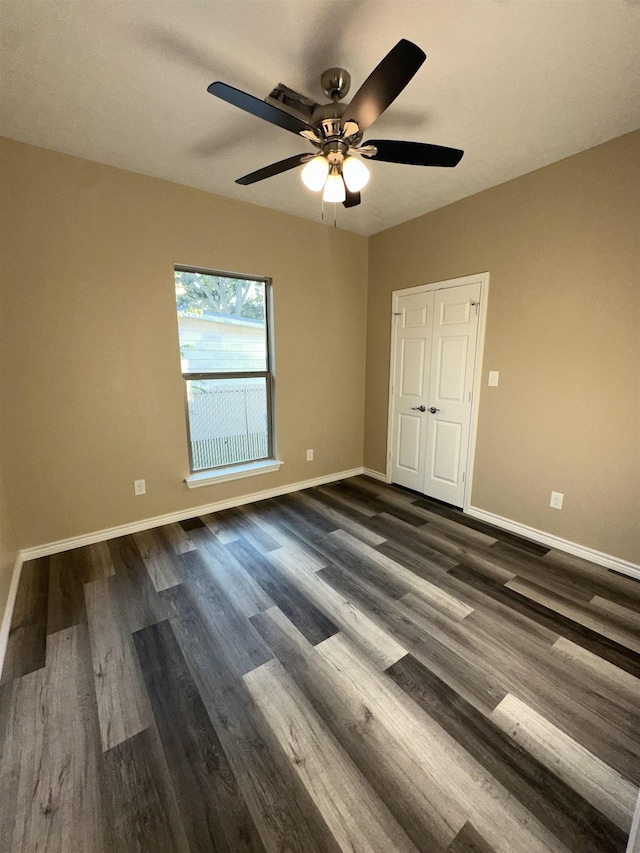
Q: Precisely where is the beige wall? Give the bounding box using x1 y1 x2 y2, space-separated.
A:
0 139 368 616
365 131 640 564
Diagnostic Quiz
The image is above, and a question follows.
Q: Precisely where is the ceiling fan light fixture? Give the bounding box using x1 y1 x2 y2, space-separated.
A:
301 155 330 191
342 156 370 192
323 171 346 203
210 40 463 214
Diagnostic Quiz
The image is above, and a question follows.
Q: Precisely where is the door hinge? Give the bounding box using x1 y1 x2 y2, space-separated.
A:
462 471 466 483
471 300 480 315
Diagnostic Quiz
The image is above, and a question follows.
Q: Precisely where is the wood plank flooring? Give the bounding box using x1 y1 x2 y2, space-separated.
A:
1 476 638 852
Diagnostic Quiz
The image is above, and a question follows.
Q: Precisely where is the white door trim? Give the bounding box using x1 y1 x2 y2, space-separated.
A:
386 272 490 512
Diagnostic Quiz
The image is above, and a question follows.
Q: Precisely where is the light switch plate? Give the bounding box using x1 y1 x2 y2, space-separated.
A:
488 371 499 387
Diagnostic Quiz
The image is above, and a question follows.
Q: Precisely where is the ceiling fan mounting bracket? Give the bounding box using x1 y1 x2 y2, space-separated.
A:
320 67 351 101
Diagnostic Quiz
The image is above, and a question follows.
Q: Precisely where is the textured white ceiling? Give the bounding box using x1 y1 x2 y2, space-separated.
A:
1 1 638 236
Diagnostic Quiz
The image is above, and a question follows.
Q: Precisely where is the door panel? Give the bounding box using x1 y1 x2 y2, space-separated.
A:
404 305 428 327
441 298 471 325
400 338 426 397
431 420 462 484
397 414 422 470
390 290 434 491
436 337 468 401
423 282 480 505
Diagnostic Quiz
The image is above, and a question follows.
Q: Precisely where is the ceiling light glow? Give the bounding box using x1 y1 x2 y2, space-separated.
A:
342 156 370 192
323 172 346 203
301 155 330 192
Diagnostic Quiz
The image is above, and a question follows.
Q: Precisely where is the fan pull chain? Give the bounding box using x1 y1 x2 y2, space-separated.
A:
319 197 338 228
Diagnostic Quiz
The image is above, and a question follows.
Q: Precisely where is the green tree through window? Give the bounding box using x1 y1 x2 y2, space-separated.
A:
175 270 264 320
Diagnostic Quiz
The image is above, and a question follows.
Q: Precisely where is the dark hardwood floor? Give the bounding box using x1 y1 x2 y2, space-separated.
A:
1 476 638 852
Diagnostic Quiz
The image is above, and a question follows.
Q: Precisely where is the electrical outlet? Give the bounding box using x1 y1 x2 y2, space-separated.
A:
550 491 563 510
306 449 314 462
134 479 146 496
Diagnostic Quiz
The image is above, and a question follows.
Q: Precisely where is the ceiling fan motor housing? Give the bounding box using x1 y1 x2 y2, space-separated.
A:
309 104 364 149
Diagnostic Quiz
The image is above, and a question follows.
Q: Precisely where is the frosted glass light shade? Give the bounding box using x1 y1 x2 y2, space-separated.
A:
301 155 330 191
322 173 346 203
342 156 370 192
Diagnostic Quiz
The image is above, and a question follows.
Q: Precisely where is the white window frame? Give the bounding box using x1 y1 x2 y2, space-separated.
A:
175 265 282 488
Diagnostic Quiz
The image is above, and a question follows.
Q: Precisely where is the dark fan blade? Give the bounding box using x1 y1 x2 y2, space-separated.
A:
208 82 314 136
364 140 464 167
343 187 361 208
235 154 310 185
341 39 426 133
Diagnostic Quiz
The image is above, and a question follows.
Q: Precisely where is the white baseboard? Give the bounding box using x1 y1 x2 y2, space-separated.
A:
467 506 640 581
19 467 365 562
0 553 25 680
362 467 389 483
0 466 364 679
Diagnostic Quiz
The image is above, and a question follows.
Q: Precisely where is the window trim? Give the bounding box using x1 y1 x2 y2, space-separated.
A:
175 265 276 477
184 458 284 489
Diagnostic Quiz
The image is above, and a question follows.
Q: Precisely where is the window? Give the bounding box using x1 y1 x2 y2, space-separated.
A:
175 266 278 484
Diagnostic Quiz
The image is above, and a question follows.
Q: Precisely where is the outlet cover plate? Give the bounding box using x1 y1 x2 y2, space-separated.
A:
550 491 563 510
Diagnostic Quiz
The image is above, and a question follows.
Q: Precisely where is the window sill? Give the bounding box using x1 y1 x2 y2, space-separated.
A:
184 459 284 489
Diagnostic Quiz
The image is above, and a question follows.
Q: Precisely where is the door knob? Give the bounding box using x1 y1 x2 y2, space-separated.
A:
428 406 440 414
411 405 426 412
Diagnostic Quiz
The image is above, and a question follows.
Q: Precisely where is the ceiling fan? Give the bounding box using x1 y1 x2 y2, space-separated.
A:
207 39 463 208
